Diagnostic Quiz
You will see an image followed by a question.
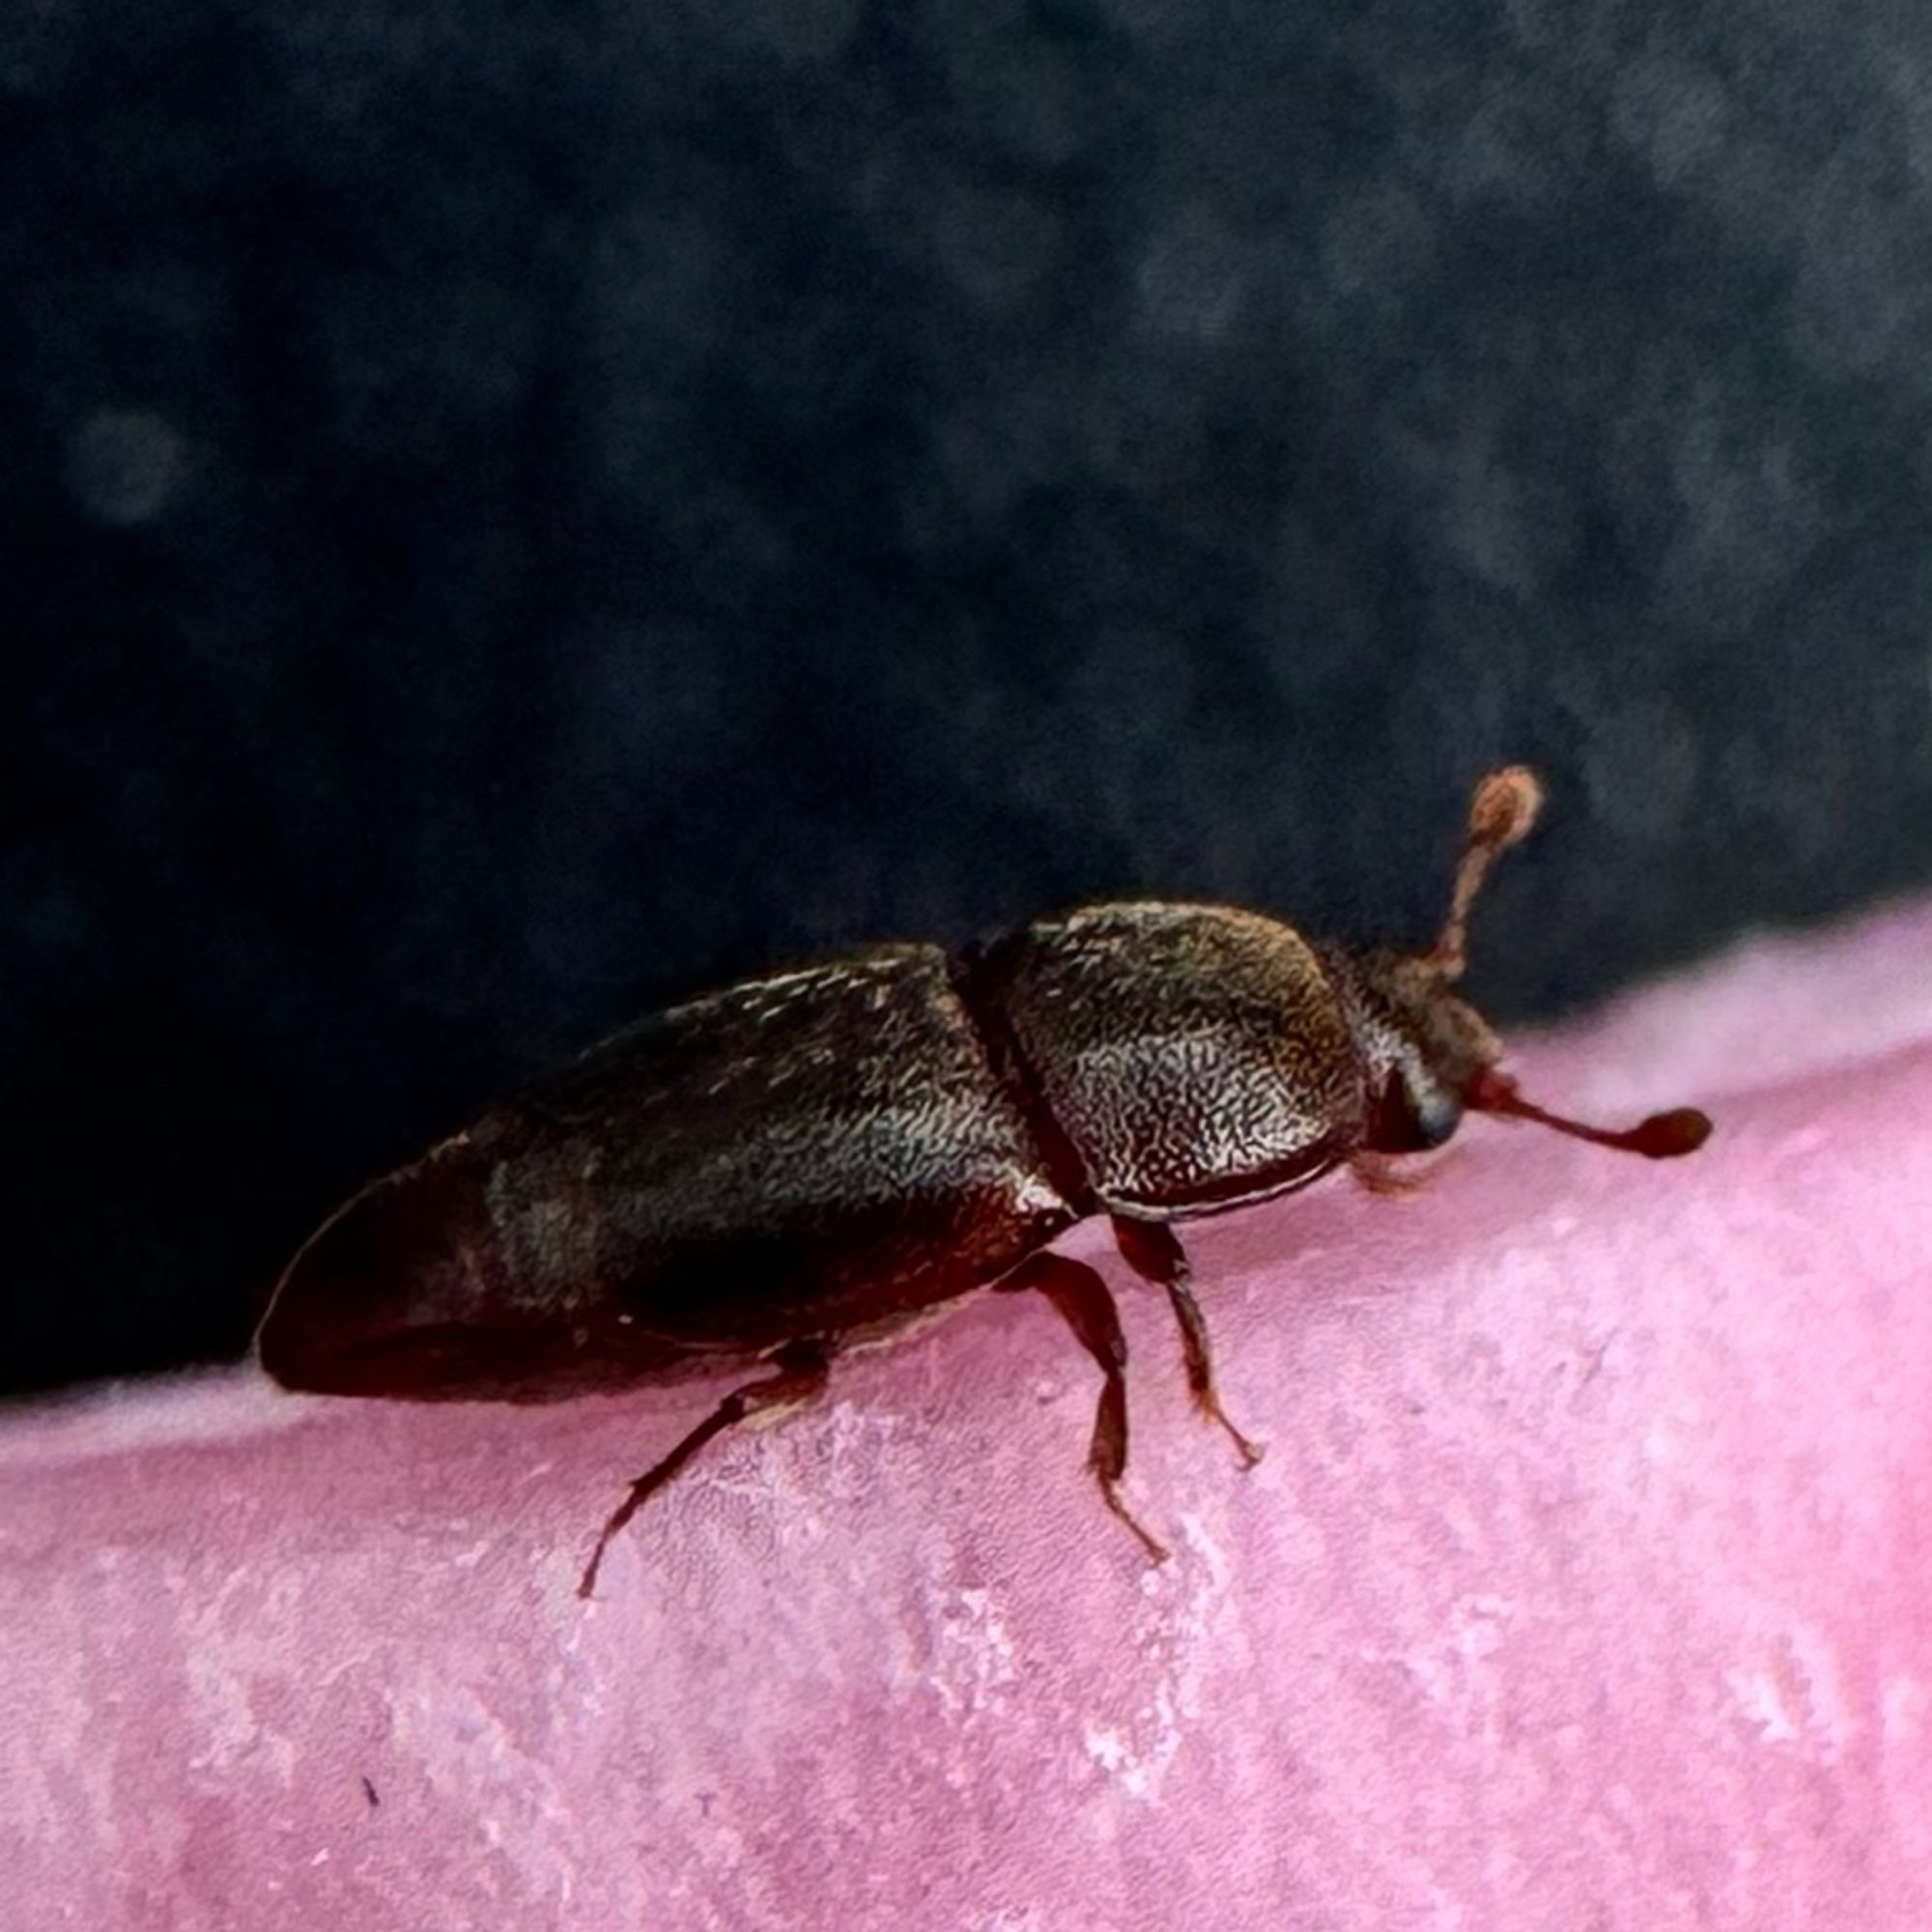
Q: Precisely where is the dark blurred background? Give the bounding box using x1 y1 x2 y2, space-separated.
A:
6 1 1931 1395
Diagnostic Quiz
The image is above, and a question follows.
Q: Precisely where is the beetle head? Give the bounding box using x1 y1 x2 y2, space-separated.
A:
1344 768 1711 1162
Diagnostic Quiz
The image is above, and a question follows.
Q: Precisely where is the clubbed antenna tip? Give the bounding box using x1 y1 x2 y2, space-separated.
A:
1431 766 1545 982
1466 1069 1713 1160
1437 769 1713 1164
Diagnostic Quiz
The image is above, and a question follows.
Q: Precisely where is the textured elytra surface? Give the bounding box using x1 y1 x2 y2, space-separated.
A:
262 947 1076 1394
5 898 1929 1930
987 905 1363 1211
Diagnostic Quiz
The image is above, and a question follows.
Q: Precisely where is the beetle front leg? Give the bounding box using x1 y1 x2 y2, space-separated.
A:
999 1253 1169 1564
1110 1217 1264 1469
579 1338 833 1599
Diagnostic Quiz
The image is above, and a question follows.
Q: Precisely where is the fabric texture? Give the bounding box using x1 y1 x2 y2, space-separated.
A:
5 900 1928 1929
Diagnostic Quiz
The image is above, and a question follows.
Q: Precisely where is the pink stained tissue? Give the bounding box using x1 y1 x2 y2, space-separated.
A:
3 901 1931 1931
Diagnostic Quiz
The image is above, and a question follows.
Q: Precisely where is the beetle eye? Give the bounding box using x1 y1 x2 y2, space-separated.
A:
1371 1069 1461 1153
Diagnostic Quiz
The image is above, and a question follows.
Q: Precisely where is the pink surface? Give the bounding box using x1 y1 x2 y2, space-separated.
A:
5 902 1931 1931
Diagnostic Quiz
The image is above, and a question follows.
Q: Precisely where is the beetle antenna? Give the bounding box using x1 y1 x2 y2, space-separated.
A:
1465 1068 1711 1159
1430 766 1544 982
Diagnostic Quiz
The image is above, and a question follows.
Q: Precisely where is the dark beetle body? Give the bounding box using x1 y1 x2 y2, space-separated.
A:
258 771 1711 1585
262 944 1070 1397
260 908 1380 1398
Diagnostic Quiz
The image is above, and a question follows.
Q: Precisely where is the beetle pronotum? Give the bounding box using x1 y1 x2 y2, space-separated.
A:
258 768 1710 1594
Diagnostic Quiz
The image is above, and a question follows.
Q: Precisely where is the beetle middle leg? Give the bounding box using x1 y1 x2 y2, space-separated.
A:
578 1338 832 1598
1110 1217 1264 1469
999 1253 1168 1564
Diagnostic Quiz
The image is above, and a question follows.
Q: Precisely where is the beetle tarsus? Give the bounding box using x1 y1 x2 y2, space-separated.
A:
1101 1478 1172 1565
1001 1251 1173 1561
1110 1216 1264 1470
578 1339 833 1599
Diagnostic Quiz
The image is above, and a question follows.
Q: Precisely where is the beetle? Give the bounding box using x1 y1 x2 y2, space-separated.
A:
257 768 1711 1595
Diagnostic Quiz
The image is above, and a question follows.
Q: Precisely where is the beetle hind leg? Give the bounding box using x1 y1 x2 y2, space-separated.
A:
1000 1253 1169 1564
578 1338 832 1599
1111 1217 1264 1469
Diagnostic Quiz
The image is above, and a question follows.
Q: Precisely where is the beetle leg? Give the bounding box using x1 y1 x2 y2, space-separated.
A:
1110 1217 1264 1469
1350 1150 1442 1195
999 1253 1169 1564
578 1338 832 1599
